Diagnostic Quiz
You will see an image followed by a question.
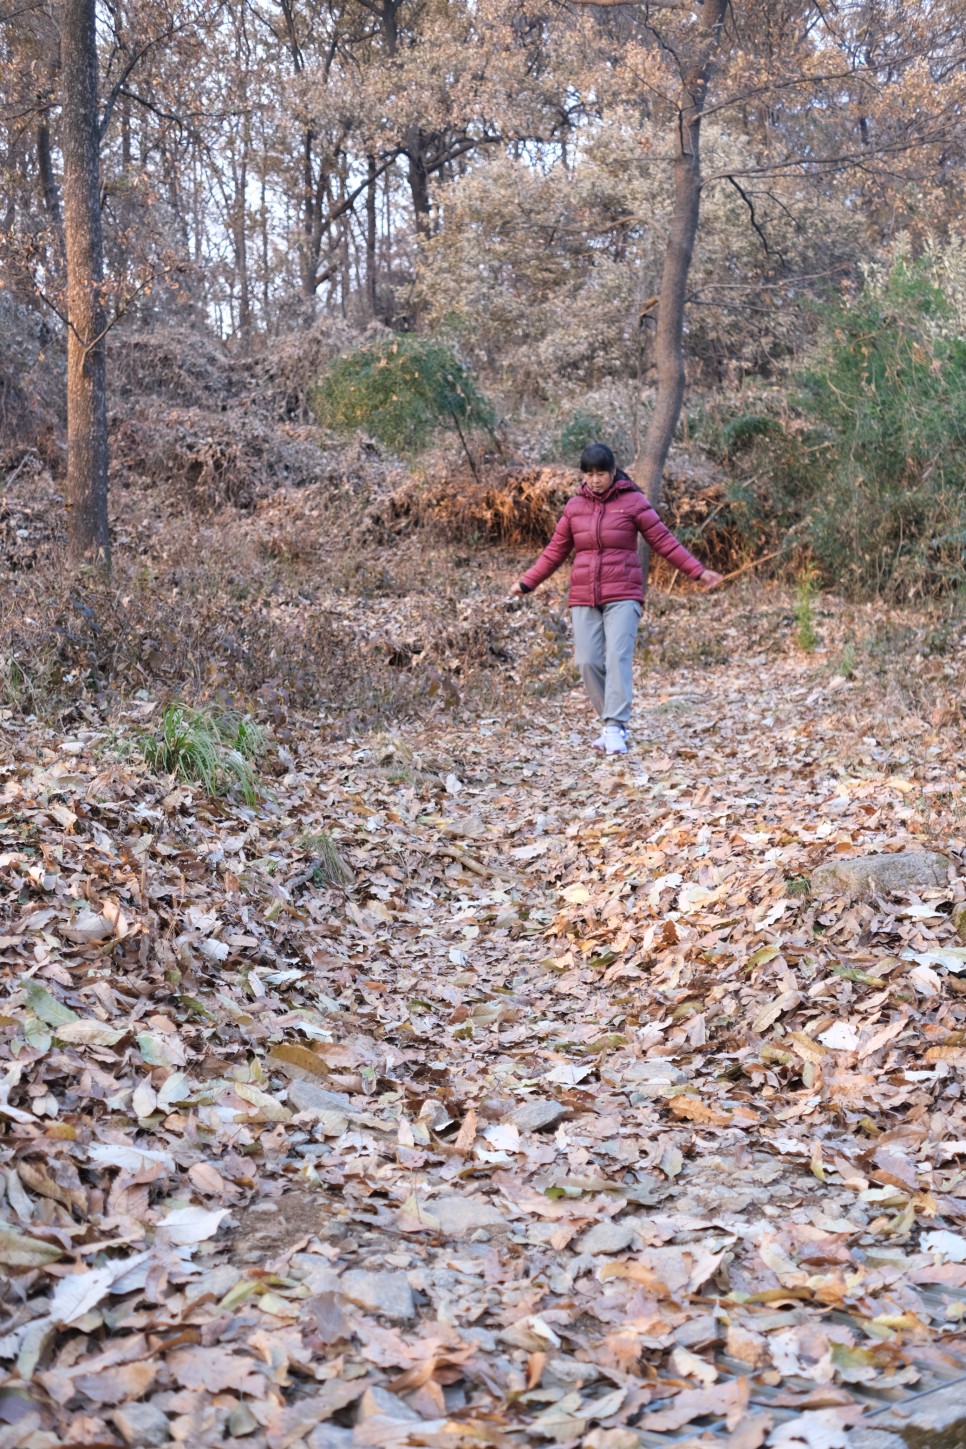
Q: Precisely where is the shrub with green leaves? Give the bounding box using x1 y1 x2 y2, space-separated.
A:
542 407 632 466
141 705 264 804
796 256 966 597
312 334 494 455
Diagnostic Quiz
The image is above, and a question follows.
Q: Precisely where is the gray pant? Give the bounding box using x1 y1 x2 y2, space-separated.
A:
571 600 642 726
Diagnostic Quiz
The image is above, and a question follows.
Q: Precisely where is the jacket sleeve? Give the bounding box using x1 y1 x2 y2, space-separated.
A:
519 507 575 592
634 499 705 580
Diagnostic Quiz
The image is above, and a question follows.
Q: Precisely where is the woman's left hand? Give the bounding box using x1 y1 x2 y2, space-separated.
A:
699 569 724 590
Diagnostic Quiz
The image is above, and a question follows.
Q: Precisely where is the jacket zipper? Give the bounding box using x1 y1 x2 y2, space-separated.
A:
594 494 605 606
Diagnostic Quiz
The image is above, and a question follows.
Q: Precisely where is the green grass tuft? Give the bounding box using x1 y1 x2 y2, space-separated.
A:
296 830 353 886
141 705 264 804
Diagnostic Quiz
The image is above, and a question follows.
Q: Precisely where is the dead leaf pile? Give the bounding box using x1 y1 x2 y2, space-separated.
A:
2 588 966 1449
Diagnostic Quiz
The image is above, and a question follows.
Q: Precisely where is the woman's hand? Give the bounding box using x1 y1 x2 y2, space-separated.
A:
699 569 724 590
508 581 524 596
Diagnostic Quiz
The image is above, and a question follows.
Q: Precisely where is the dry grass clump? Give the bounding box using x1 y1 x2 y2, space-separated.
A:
374 455 751 575
110 326 230 408
110 408 332 511
375 465 574 545
108 322 404 513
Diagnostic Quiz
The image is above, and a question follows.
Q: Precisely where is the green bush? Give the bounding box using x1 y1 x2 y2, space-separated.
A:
542 408 631 465
312 334 494 455
796 258 966 597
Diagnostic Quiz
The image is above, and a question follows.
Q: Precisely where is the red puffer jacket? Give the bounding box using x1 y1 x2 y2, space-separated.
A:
519 472 706 606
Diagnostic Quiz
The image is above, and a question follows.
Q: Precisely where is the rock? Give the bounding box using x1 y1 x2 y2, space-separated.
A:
110 1402 170 1446
846 1379 966 1447
339 1269 415 1321
576 1220 637 1256
811 850 949 900
584 1431 642 1449
623 1060 688 1099
227 1402 260 1437
506 1099 568 1133
357 1387 422 1423
307 1428 353 1449
287 1081 353 1115
430 1196 508 1235
953 903 966 943
845 1434 905 1449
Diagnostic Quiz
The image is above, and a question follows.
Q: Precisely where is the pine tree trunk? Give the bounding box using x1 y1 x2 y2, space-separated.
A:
637 0 727 587
62 0 110 571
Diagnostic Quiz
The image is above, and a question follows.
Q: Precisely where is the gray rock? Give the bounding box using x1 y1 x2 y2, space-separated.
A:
812 850 949 900
307 1428 353 1449
430 1195 508 1235
845 1434 905 1449
846 1380 966 1449
506 1099 569 1133
357 1387 422 1423
287 1081 353 1115
110 1402 170 1446
227 1402 260 1437
953 903 966 943
576 1220 637 1256
339 1269 415 1321
623 1060 688 1099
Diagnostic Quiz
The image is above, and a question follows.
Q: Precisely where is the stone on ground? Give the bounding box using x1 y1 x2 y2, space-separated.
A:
506 1098 569 1132
339 1269 415 1321
110 1401 169 1446
811 850 949 900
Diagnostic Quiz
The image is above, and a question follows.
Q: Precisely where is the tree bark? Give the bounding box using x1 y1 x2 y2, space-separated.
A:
365 152 378 317
637 0 727 584
405 126 432 237
61 0 110 571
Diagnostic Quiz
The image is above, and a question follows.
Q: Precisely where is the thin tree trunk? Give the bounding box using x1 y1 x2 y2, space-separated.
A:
637 0 727 585
366 153 378 317
62 0 110 571
37 112 63 225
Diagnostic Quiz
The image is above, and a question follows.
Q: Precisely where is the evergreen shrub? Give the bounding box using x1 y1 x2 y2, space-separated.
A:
703 254 966 598
795 257 966 597
312 334 494 455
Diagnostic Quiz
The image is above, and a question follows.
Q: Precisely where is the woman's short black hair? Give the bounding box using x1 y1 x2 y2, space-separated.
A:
579 442 616 474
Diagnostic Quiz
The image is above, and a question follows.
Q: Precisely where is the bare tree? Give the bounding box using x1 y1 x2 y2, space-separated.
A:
62 0 110 569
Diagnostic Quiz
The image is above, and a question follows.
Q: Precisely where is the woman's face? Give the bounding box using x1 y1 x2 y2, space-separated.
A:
582 467 615 495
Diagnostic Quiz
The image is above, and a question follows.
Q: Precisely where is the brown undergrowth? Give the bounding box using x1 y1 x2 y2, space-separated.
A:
376 456 767 579
2 450 965 752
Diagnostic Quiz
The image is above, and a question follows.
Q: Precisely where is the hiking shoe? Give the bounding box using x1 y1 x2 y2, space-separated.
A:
592 728 608 751
603 724 628 755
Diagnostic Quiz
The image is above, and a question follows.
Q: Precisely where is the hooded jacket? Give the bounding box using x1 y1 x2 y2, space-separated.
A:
519 471 705 607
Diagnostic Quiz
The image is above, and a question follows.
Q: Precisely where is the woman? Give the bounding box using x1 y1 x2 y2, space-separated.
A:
509 443 722 754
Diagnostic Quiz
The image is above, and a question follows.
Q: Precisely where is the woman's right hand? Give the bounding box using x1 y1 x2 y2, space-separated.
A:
508 581 524 596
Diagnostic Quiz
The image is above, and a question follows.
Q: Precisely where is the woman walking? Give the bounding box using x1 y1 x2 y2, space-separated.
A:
509 444 722 754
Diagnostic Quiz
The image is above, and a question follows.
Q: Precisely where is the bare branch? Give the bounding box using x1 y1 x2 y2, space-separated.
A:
727 174 781 263
568 0 690 7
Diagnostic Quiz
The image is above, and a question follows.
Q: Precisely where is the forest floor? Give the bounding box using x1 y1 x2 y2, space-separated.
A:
2 478 966 1449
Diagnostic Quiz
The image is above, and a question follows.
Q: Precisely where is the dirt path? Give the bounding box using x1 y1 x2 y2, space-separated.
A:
2 613 966 1448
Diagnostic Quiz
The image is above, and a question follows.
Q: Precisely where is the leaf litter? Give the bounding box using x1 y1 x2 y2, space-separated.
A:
2 589 966 1448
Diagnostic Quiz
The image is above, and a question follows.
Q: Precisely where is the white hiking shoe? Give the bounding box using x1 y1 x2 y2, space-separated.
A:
592 728 608 751
603 724 628 755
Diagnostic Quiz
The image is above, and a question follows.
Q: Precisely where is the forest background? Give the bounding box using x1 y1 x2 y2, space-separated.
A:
5 0 966 632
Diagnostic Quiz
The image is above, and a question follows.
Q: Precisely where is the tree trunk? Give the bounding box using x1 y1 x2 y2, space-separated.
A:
405 126 432 237
366 153 378 317
61 0 110 571
637 0 727 585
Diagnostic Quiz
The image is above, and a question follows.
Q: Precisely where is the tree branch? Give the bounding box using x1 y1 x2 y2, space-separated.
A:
727 174 780 262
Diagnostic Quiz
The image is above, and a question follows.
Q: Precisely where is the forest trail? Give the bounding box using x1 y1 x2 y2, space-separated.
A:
2 608 966 1448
